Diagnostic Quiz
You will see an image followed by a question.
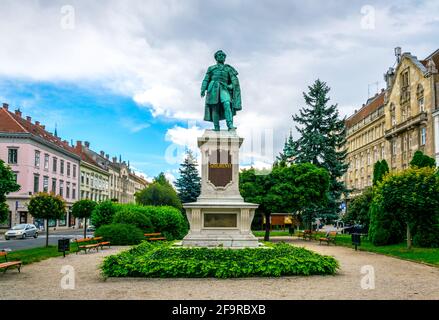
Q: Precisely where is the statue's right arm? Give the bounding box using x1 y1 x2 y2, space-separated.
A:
200 68 212 97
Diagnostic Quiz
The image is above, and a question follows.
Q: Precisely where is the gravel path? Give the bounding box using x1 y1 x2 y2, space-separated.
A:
1 239 438 300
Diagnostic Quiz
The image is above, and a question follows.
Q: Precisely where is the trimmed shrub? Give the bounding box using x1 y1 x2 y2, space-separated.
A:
101 242 339 278
94 223 144 245
113 204 188 240
112 207 153 232
91 200 116 228
368 201 405 246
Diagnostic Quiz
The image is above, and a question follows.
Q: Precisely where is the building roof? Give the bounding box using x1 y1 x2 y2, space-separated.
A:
345 91 385 128
0 104 79 158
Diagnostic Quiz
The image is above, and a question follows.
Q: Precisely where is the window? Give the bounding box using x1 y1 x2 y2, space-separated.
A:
60 160 64 174
421 127 426 146
418 97 425 112
402 107 407 122
367 151 371 165
43 176 49 192
52 178 56 193
59 180 64 197
73 165 77 178
417 84 425 112
34 151 40 168
44 154 49 170
66 182 70 199
67 162 71 177
81 172 84 184
408 133 412 149
53 157 57 173
72 183 76 200
392 140 397 155
390 104 396 126
8 148 18 164
33 175 40 193
86 174 89 186
381 144 385 159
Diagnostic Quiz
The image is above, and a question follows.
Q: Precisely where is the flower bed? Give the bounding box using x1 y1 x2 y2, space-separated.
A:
101 242 338 278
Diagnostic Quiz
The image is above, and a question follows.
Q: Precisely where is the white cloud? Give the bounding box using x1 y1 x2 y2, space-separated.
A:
1 0 439 159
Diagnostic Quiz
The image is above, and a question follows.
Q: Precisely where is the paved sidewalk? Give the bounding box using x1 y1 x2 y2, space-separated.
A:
0 240 438 300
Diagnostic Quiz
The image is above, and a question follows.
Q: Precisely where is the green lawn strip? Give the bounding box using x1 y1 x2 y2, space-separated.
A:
252 231 291 237
5 246 70 265
285 231 439 267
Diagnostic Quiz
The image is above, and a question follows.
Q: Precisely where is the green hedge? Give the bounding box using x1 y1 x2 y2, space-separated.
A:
101 242 339 278
113 204 188 240
95 223 144 245
112 206 154 232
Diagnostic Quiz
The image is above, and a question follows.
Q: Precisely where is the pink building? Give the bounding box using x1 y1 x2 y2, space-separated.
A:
0 103 81 230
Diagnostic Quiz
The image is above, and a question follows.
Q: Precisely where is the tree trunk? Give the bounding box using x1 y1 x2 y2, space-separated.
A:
45 219 49 247
84 218 87 239
406 223 412 250
264 212 270 242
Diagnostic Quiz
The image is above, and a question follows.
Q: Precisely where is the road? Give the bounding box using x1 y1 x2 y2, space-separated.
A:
0 229 94 251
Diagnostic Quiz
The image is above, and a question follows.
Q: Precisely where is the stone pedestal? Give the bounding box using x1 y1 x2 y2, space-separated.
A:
182 130 259 247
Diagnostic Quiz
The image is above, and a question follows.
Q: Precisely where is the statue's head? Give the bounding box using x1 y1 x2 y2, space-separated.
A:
214 50 227 63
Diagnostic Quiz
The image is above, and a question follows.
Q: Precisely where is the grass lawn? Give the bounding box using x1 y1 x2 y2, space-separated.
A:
5 246 71 265
252 230 291 237
292 231 439 267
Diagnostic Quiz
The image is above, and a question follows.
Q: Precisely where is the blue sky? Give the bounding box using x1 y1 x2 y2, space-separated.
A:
0 0 438 181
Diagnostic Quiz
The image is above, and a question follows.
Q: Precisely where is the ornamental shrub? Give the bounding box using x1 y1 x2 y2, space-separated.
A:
94 223 144 245
112 206 153 232
368 200 405 246
91 200 116 228
113 204 188 240
101 242 339 278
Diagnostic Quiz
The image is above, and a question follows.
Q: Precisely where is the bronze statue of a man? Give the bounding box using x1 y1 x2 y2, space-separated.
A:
201 50 242 131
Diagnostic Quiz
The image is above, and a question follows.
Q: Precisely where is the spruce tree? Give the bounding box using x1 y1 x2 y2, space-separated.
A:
292 79 348 222
277 130 297 164
175 150 201 204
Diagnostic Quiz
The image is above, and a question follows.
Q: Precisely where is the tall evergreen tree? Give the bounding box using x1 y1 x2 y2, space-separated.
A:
292 79 348 221
276 130 297 164
175 150 201 203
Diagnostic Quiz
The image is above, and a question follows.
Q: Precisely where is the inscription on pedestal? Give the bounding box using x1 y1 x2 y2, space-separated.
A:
204 213 237 228
208 149 233 187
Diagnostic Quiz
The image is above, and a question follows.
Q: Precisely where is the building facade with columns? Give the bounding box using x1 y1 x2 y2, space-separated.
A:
345 90 386 196
0 104 81 229
383 49 439 171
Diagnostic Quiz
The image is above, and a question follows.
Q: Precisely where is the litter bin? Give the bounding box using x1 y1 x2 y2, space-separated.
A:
58 238 70 257
351 233 361 251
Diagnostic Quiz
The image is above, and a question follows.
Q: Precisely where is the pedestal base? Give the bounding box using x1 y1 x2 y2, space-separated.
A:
182 201 259 248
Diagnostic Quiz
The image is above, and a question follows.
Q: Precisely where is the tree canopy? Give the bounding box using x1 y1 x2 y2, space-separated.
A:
175 150 201 204
410 150 436 168
372 160 389 186
72 199 97 238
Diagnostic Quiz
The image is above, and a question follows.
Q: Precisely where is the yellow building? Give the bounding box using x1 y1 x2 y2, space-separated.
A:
384 48 439 170
345 90 386 196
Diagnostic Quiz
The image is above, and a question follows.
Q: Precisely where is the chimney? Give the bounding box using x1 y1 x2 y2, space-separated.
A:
2 103 8 110
112 157 117 163
26 116 31 122
35 121 40 126
15 109 22 117
100 151 105 157
106 154 109 160
84 141 90 148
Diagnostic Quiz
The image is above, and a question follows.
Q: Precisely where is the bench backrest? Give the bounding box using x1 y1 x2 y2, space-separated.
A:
93 237 103 241
144 233 162 237
328 231 337 237
0 251 8 262
75 238 92 243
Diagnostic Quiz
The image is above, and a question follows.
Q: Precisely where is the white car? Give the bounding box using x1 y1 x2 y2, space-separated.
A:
4 224 39 240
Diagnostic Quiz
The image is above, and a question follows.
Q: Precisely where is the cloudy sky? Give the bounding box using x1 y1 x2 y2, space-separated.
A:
0 0 438 181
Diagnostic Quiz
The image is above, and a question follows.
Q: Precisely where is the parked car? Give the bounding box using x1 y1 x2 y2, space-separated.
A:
86 225 96 232
4 224 39 240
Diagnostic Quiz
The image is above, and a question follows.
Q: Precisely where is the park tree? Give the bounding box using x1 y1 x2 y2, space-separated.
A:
372 160 389 186
0 160 20 223
175 150 201 204
72 199 97 238
410 150 436 168
27 193 66 247
276 130 297 165
343 186 373 230
292 79 348 222
240 163 330 241
373 166 439 249
91 200 117 229
135 173 182 210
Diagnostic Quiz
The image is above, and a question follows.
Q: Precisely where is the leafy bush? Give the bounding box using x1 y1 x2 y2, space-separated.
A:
413 223 439 248
101 242 339 278
112 206 153 232
94 223 144 245
368 201 405 246
113 204 188 240
91 200 116 228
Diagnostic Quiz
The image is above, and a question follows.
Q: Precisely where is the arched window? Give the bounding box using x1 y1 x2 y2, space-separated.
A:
417 84 425 112
390 103 396 126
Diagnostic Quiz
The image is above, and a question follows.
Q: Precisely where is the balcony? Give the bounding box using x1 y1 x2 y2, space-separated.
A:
385 112 427 139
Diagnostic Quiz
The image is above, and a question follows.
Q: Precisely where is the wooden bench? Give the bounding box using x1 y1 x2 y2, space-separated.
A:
74 237 100 254
144 232 166 241
0 251 22 273
299 230 315 241
319 231 337 245
92 237 111 250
